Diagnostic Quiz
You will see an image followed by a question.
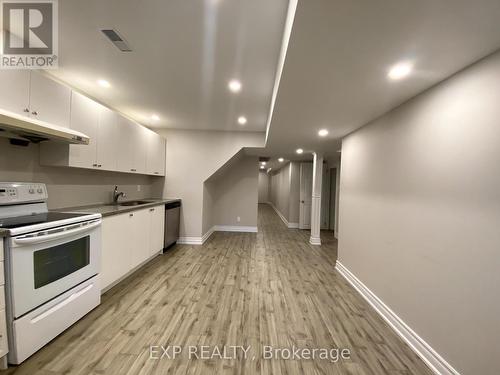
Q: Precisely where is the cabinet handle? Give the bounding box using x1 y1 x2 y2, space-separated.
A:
92 164 98 167
149 208 154 212
129 213 134 217
130 168 136 172
154 172 159 174
23 108 30 113
31 110 38 116
98 164 102 167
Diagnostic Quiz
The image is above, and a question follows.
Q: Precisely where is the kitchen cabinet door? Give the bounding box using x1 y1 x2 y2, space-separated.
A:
134 125 149 174
29 72 71 128
149 206 165 256
116 116 136 173
68 92 99 168
0 70 30 116
101 214 132 290
97 107 118 170
129 209 150 269
146 132 166 176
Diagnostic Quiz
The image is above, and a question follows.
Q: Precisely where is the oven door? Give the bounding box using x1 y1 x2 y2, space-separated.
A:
7 219 101 318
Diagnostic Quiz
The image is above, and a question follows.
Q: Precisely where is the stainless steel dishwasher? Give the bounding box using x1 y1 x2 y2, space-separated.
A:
164 201 181 250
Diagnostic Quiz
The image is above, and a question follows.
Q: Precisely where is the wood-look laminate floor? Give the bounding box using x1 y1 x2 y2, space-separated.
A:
3 204 433 375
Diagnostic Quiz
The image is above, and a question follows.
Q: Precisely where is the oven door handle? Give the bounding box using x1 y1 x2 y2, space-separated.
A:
13 220 101 245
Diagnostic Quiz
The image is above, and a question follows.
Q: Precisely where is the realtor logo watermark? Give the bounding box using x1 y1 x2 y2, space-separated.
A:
0 0 58 68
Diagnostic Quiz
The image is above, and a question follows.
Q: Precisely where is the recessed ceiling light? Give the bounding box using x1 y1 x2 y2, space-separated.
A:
388 62 413 80
260 161 267 165
237 116 247 125
151 114 160 121
97 79 111 88
296 148 303 154
318 129 329 137
260 165 265 169
278 158 284 162
228 79 242 93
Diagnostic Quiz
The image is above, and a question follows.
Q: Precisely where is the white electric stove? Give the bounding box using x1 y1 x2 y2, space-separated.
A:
0 182 102 364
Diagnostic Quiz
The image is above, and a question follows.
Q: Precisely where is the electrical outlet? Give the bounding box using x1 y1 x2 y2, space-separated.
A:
137 185 141 192
237 216 241 222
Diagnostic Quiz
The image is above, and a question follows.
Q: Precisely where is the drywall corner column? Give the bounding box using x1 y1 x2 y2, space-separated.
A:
309 152 323 245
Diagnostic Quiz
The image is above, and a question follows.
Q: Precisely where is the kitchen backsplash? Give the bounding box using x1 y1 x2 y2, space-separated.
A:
0 138 165 209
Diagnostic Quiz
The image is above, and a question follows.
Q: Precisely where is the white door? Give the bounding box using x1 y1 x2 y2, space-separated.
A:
68 92 99 168
0 71 30 116
299 162 313 229
29 72 71 128
149 206 165 256
97 107 118 170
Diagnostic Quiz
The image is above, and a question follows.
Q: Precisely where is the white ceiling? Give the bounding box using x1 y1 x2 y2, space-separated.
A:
263 0 500 161
50 0 289 132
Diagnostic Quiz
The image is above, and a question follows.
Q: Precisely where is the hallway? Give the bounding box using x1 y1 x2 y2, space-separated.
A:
4 204 432 375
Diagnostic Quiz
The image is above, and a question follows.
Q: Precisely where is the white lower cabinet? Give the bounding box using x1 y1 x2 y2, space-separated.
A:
100 205 165 291
149 206 165 256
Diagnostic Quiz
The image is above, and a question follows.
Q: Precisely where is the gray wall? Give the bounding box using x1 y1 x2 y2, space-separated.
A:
258 171 269 203
288 162 300 224
205 156 258 229
269 163 290 220
155 129 265 238
338 51 500 375
268 161 300 224
0 138 158 209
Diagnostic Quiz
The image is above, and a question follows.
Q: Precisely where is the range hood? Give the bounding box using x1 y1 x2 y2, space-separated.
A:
0 108 89 145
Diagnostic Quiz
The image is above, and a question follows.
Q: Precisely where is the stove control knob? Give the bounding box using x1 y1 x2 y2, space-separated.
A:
29 188 35 194
37 188 43 194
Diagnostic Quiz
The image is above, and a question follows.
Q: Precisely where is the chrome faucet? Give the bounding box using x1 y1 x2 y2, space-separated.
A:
113 185 126 204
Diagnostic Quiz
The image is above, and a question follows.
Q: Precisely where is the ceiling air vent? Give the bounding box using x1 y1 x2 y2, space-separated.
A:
101 29 132 52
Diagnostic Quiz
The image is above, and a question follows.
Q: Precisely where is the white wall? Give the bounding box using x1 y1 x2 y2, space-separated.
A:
288 162 300 224
268 161 300 225
258 171 269 203
0 138 157 208
338 51 500 375
155 129 265 238
205 156 258 229
269 163 290 219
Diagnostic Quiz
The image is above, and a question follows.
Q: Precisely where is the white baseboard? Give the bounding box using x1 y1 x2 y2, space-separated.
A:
288 222 299 229
309 236 321 245
177 236 204 245
267 202 291 227
178 225 257 245
213 225 258 233
335 261 460 375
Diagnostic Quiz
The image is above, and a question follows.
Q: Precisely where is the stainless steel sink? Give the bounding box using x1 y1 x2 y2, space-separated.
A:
117 200 152 206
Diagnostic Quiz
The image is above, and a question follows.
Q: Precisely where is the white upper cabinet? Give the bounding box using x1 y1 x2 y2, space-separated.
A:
67 91 100 168
135 125 149 174
0 70 30 116
29 72 71 128
146 130 166 176
0 71 70 128
0 70 165 176
116 116 137 173
116 116 148 174
96 107 118 171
